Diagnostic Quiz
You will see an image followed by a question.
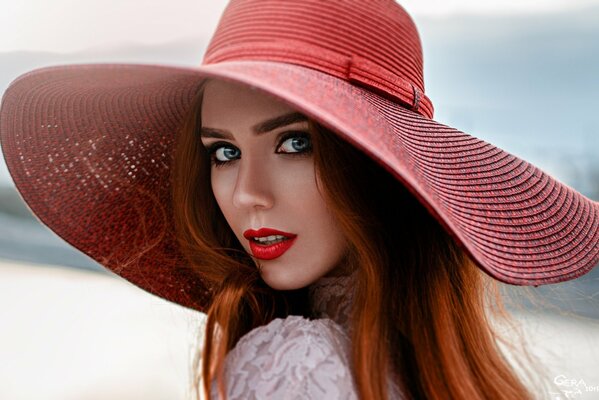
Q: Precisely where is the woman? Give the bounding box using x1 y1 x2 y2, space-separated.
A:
1 0 597 399
177 78 540 399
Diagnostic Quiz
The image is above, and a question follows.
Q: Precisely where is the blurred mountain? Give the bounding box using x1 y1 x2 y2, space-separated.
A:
0 38 208 95
0 185 35 220
416 6 599 200
0 186 103 271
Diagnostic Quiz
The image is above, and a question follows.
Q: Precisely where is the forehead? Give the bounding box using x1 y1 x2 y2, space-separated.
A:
201 79 296 129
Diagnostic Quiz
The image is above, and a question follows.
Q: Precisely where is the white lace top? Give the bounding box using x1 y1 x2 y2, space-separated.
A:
209 270 404 399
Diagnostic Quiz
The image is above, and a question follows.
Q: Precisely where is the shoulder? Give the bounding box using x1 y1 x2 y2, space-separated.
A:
232 315 350 359
212 315 358 399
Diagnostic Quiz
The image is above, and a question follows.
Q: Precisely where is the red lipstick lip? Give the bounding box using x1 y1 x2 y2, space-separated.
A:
247 234 298 260
243 227 298 261
243 227 297 239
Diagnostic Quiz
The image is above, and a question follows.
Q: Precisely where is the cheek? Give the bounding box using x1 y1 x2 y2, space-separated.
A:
309 192 343 242
279 163 328 220
297 171 344 243
210 170 236 219
312 173 347 255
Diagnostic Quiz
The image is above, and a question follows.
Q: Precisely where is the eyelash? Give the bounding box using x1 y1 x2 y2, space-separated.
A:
205 131 313 168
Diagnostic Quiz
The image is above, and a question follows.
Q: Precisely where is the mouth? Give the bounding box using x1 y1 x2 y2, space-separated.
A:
243 227 298 260
243 227 297 240
248 237 297 260
250 235 291 245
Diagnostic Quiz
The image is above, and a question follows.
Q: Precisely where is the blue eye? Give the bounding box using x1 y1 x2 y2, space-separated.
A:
278 132 312 153
206 131 312 168
214 146 240 162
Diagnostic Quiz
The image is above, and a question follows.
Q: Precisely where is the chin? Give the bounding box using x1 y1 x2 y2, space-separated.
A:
262 278 304 291
261 270 316 291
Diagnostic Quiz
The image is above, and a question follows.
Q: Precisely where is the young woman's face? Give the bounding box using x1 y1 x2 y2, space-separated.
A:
200 79 349 290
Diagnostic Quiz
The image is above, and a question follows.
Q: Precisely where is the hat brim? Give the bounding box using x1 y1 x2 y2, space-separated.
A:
1 61 598 312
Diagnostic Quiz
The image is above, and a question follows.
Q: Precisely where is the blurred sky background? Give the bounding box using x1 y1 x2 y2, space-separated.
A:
1 1 599 398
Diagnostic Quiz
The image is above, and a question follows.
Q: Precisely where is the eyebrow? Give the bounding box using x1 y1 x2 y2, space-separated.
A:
199 112 308 139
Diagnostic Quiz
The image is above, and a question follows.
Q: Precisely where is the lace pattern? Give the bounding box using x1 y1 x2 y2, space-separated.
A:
307 269 358 334
210 316 358 399
209 270 405 399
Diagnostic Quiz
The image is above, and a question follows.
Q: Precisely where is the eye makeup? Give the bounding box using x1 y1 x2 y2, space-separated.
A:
204 130 313 168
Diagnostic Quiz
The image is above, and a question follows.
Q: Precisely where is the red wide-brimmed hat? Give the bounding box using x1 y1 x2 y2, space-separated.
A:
1 0 598 312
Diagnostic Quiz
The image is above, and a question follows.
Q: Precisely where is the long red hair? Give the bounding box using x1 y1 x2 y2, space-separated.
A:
172 79 544 399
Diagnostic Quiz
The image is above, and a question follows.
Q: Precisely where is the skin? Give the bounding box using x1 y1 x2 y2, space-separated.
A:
200 79 350 290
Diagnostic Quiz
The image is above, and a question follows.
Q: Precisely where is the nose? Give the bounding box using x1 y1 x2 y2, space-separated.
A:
232 155 275 210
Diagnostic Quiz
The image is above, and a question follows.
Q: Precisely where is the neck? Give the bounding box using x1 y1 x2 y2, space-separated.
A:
307 269 358 333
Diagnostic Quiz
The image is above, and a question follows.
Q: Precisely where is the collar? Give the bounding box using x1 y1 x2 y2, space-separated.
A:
307 268 358 333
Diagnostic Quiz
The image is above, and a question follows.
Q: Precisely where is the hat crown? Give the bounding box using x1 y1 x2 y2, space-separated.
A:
202 0 433 118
